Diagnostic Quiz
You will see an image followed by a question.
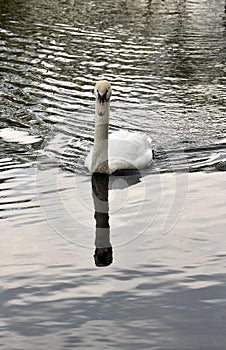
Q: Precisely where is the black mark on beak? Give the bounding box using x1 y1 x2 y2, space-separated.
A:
98 90 108 104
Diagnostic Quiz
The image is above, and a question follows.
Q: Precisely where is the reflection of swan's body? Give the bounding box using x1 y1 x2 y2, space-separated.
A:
85 80 153 174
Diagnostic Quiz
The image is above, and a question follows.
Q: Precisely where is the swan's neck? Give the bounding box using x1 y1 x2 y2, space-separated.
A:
91 102 110 174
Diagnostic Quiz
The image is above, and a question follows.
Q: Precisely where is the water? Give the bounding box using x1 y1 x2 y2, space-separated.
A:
1 0 226 348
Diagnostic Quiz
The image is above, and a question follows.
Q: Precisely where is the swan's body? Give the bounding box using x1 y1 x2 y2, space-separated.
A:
85 80 153 174
86 130 153 174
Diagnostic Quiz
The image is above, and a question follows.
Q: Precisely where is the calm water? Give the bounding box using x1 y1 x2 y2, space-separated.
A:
1 0 226 349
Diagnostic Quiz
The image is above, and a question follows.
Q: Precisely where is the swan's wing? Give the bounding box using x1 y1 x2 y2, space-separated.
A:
85 131 153 174
108 131 153 173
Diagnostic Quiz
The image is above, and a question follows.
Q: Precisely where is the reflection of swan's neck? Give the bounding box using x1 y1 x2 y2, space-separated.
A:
95 227 111 248
92 173 112 267
92 173 110 247
91 102 110 173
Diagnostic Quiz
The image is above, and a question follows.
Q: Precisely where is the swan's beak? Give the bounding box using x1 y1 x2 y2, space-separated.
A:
97 100 107 116
97 92 108 116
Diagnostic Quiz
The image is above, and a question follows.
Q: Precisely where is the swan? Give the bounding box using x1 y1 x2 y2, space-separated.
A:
85 80 153 174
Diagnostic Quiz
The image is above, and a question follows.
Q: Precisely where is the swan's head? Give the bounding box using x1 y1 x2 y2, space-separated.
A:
94 80 112 117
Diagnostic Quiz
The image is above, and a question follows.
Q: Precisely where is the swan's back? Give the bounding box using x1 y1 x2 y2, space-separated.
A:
109 130 153 174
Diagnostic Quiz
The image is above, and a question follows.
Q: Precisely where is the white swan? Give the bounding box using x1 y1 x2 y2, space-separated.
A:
85 80 153 174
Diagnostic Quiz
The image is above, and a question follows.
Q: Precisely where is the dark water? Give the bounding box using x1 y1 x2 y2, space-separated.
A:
1 0 226 349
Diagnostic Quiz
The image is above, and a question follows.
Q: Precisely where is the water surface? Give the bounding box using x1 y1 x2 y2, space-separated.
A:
1 0 226 349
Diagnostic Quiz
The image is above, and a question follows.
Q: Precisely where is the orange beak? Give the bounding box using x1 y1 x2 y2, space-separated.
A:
97 99 107 116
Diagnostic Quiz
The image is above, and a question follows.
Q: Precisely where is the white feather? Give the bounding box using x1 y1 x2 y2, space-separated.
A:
85 130 153 174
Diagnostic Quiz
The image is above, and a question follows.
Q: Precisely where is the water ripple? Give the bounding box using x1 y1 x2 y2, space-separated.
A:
1 1 226 349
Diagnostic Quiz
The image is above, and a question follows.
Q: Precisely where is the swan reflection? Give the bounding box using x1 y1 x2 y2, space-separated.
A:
92 173 112 267
92 171 143 267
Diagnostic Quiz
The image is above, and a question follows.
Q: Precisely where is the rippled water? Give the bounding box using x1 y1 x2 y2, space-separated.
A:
1 0 226 174
1 0 226 349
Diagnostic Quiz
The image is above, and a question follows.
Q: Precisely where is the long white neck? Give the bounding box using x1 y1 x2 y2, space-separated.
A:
91 101 110 173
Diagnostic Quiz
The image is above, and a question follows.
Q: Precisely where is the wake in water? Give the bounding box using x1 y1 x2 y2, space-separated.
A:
147 142 226 175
